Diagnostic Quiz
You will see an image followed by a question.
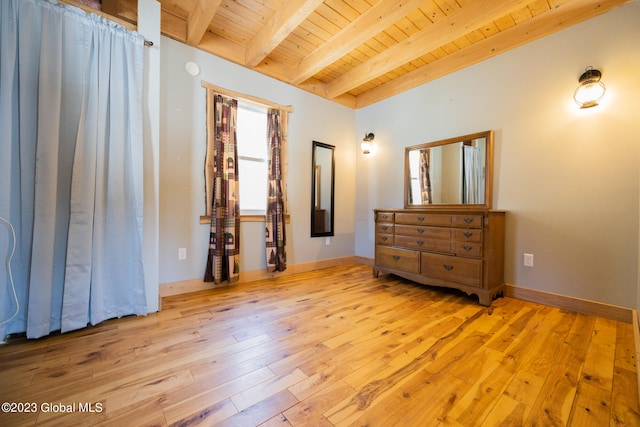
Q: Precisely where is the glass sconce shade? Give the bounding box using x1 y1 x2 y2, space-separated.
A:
574 67 605 108
362 133 375 154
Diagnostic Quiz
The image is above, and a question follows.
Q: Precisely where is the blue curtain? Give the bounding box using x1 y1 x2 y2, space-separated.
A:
0 0 147 339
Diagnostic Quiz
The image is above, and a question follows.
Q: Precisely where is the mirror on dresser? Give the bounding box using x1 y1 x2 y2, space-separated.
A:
405 130 493 209
375 130 504 306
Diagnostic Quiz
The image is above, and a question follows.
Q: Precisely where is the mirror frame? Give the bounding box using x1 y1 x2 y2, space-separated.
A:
311 141 335 237
404 130 494 209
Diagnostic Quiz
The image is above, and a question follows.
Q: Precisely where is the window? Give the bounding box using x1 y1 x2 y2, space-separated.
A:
237 102 268 215
200 82 291 225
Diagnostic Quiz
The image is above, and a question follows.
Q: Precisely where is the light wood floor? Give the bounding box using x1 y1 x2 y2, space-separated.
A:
1 264 638 426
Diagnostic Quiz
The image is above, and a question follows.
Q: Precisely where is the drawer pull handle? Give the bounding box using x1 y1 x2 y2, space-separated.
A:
417 216 425 222
463 245 473 251
393 255 400 261
381 236 388 241
463 232 473 238
417 240 424 246
464 217 474 224
417 228 425 234
381 225 388 230
381 214 388 219
443 264 454 271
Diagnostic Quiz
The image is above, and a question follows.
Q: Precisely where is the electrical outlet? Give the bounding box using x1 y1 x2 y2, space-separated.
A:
523 253 534 267
178 248 187 260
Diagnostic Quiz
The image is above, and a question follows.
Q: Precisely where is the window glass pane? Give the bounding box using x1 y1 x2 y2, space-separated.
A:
239 158 267 211
237 102 268 213
237 104 267 159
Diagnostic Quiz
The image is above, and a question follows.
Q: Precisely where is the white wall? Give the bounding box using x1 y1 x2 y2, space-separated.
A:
159 38 356 284
355 2 640 308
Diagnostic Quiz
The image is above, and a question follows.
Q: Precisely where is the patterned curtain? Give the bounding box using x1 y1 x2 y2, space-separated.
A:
204 94 240 283
265 109 288 272
419 148 432 204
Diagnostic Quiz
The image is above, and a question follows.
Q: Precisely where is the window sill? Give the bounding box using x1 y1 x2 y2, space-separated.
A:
200 215 290 224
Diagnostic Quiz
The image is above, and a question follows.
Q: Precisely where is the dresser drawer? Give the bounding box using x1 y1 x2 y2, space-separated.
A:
395 235 450 252
452 214 483 228
376 246 420 274
376 223 394 234
452 228 483 243
376 233 393 246
451 241 482 257
395 213 451 226
376 212 395 223
421 253 481 287
395 224 451 239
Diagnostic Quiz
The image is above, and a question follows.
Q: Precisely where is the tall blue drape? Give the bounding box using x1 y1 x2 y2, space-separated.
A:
0 0 147 339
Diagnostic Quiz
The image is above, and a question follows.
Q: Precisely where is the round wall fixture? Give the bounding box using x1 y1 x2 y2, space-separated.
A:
573 66 605 108
185 61 200 76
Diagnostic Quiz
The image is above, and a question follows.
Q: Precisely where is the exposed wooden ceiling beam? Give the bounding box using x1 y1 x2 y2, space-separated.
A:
290 0 428 85
186 0 223 46
326 0 532 99
354 0 631 108
94 0 632 110
101 0 119 16
59 0 136 29
198 32 247 65
245 0 325 68
192 32 360 107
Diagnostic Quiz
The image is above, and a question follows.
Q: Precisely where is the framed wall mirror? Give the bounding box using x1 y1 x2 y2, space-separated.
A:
311 141 335 237
405 130 494 209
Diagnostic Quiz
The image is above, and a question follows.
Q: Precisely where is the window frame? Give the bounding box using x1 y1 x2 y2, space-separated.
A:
200 82 293 224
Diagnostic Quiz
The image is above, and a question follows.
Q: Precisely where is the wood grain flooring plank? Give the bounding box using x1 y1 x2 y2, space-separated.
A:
163 367 276 425
610 366 640 426
0 264 637 426
215 389 299 427
258 413 294 427
168 398 238 427
525 313 595 425
480 393 529 427
615 321 637 372
283 380 356 426
325 310 488 424
286 362 354 401
569 380 612 427
231 368 307 412
502 369 546 409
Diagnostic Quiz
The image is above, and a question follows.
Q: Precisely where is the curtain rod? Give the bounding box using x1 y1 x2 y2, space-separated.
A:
58 1 154 47
201 81 293 113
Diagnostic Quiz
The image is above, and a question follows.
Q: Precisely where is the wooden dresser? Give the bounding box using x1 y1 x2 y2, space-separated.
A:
373 208 505 305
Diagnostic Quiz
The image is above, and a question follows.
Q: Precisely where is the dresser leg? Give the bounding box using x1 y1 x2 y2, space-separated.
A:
478 291 491 306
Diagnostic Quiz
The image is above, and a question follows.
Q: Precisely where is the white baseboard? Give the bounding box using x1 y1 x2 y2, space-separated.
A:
505 284 633 324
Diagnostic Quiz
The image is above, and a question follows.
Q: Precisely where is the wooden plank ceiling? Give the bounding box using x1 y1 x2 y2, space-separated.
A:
79 0 631 109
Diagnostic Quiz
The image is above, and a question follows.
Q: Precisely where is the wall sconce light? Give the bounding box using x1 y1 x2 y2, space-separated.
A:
361 132 375 154
573 66 606 108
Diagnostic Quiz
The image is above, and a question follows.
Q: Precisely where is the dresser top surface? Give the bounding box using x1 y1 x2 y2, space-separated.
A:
374 208 505 214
